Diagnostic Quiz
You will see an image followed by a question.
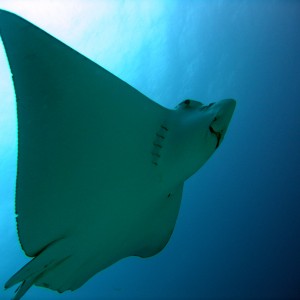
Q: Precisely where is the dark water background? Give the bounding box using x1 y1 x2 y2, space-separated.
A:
0 1 299 299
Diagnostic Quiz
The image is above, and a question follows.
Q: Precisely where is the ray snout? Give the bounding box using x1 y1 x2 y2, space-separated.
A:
209 99 236 148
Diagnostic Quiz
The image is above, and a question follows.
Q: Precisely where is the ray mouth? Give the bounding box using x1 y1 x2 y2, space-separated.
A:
209 125 222 149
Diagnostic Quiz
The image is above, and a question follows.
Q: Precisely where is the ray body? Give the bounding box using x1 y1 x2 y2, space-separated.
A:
0 10 236 299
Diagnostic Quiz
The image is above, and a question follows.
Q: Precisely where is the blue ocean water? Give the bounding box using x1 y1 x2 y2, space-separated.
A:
0 1 299 299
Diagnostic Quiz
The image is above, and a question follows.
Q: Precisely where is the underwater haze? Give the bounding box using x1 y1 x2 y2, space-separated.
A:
0 0 299 299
